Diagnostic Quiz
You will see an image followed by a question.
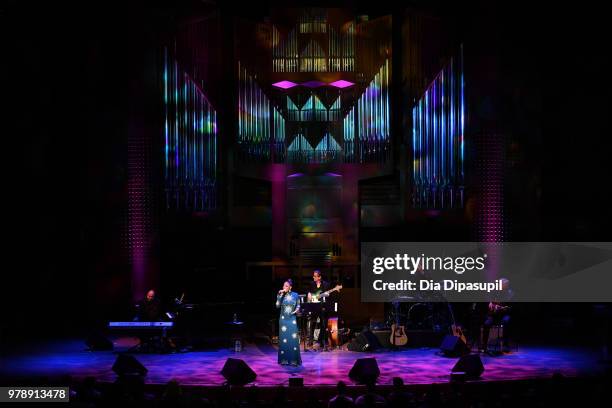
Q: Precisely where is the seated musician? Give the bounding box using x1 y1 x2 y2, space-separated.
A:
133 289 173 352
306 270 330 351
135 289 161 321
482 279 513 353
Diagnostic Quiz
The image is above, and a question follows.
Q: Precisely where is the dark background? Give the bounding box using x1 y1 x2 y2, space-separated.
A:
2 1 610 346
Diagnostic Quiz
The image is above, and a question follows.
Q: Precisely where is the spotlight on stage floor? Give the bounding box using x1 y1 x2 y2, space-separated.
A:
221 358 257 385
112 354 147 377
451 354 484 380
349 358 380 384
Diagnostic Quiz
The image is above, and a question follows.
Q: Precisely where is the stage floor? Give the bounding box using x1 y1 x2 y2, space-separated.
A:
1 337 604 387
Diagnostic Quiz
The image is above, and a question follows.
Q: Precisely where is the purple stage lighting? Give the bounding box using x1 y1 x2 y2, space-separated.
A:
272 80 298 89
302 80 326 88
329 80 354 89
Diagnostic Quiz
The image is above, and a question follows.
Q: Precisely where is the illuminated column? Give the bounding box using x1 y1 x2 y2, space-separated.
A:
476 132 505 243
475 132 505 281
270 165 286 260
128 118 156 301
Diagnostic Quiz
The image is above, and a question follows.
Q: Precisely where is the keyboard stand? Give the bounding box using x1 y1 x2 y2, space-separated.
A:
129 327 173 353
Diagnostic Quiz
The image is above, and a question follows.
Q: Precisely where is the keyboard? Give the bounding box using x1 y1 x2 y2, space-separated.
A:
108 321 174 328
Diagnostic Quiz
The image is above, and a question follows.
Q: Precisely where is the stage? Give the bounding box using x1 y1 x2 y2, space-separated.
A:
1 337 604 387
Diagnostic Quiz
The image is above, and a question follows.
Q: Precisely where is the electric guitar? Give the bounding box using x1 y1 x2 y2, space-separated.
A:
488 302 511 315
309 285 343 303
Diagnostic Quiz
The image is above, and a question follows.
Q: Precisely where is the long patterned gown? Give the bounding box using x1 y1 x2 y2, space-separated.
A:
276 291 302 366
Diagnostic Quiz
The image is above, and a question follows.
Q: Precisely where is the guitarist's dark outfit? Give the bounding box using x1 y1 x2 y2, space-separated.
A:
308 280 330 349
482 302 511 352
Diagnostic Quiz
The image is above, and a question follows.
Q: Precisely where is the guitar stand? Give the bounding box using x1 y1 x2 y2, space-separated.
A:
299 314 312 352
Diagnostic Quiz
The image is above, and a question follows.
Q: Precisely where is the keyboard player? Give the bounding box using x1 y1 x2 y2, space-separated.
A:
135 289 162 322
133 289 172 352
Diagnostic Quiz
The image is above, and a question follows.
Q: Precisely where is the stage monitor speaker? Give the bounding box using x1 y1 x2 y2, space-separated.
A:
372 330 392 349
221 358 257 385
451 354 484 379
349 358 380 384
112 354 147 376
85 333 113 351
450 372 466 382
440 335 469 356
289 377 304 387
348 330 382 352
347 339 361 352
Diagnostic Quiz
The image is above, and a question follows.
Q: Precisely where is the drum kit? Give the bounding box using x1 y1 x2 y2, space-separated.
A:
386 296 452 332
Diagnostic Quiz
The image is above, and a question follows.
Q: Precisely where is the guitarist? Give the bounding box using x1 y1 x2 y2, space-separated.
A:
307 270 331 351
482 301 511 353
482 278 514 353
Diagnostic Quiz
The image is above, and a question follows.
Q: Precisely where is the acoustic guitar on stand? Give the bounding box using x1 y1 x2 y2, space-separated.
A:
389 301 408 346
390 323 408 346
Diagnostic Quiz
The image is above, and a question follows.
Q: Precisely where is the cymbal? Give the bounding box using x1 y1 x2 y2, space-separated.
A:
391 295 416 302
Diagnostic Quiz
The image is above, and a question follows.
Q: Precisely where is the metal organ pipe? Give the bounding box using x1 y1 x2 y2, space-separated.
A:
163 48 219 211
411 47 465 209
